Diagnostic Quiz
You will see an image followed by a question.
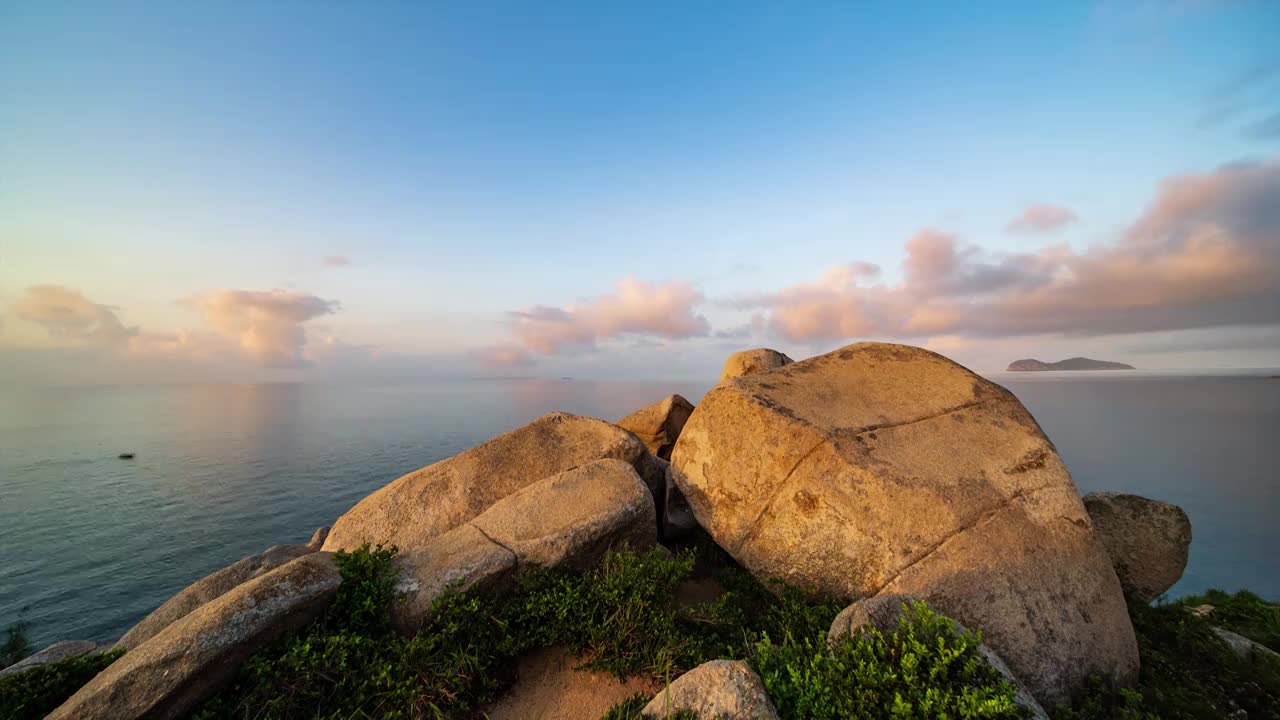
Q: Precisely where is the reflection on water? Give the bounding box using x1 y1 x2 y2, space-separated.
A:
0 374 1275 649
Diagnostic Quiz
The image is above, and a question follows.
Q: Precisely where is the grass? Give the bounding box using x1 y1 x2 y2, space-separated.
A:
1175 588 1280 652
0 647 124 720
1053 595 1280 720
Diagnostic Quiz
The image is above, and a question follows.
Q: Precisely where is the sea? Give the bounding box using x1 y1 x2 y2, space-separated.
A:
2 371 1277 650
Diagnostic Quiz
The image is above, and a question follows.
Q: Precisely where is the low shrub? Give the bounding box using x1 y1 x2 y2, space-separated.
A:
1176 588 1280 652
598 691 697 720
1054 596 1280 720
0 648 124 720
751 600 1029 719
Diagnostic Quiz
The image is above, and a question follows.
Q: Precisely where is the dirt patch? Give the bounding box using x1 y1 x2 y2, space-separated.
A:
480 646 661 720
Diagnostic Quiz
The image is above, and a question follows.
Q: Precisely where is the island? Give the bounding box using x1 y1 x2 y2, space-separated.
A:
1007 357 1136 372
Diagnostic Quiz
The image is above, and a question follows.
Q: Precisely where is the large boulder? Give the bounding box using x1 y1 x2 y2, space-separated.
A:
391 459 656 633
670 342 1137 705
117 543 314 650
1083 492 1191 601
719 348 793 382
616 394 695 460
828 595 1048 720
0 640 112 679
49 553 340 720
323 412 653 554
641 660 778 719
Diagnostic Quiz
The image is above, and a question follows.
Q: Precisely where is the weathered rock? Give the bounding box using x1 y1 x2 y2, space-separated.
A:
662 461 699 538
0 640 112 679
719 348 793 382
391 524 516 634
828 595 1048 720
392 459 657 632
1083 492 1191 601
323 412 651 554
307 526 331 551
49 553 340 720
642 659 779 719
671 342 1137 705
617 394 695 460
1213 627 1280 663
117 543 315 650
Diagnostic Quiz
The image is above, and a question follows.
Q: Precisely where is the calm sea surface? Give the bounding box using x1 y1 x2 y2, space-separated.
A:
2 372 1277 649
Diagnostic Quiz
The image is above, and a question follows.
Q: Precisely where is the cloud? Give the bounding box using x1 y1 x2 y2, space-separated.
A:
1006 204 1079 234
747 160 1280 343
472 345 536 368
323 255 352 267
1122 325 1280 354
509 278 710 354
11 285 137 346
192 289 339 368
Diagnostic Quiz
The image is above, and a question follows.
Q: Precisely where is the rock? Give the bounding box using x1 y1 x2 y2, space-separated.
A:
323 412 652 554
392 459 657 632
49 553 340 720
1190 604 1216 617
306 526 331 551
390 524 516 634
719 348 793 382
616 394 695 460
0 640 112 679
662 461 699 538
670 342 1138 705
642 659 779 720
117 543 314 650
1213 627 1280 663
1083 492 1191 601
828 595 1049 720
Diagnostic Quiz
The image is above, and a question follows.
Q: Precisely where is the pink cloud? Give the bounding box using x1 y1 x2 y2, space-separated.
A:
323 255 352 267
751 160 1280 342
1006 204 1079 234
510 278 710 354
192 289 339 368
11 285 137 346
472 345 536 368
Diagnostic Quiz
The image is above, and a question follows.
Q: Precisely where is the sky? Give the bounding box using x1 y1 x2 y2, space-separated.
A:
2 0 1279 383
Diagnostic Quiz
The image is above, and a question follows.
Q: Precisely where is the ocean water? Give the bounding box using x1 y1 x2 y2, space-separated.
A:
1 372 1277 650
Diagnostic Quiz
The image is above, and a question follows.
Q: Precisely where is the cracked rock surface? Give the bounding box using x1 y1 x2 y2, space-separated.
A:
670 341 1137 706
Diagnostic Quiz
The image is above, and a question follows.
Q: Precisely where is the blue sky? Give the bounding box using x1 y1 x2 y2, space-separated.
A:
2 1 1279 382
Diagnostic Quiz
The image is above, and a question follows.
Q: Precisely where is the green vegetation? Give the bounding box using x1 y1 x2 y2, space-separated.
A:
1176 588 1280 652
0 648 124 720
192 539 1027 719
1054 595 1280 720
754 602 1028 719
599 692 697 720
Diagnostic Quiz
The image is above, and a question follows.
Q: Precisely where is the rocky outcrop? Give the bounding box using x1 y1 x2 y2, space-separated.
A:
828 595 1048 720
1212 627 1280 663
617 394 695 460
49 553 340 720
719 348 793 382
0 640 113 679
117 543 315 650
1083 492 1191 601
391 459 656 633
306 526 331 551
642 659 779 719
322 412 654 554
670 342 1137 705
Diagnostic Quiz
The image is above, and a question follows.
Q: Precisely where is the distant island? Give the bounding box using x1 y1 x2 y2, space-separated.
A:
1007 357 1136 372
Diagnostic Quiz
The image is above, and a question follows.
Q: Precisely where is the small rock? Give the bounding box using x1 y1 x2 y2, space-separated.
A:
1083 492 1192 602
306 526 331 551
50 553 341 720
1213 627 1280 663
828 595 1049 720
718 348 793 382
642 659 779 719
1191 604 1216 617
616 394 695 460
0 640 111 679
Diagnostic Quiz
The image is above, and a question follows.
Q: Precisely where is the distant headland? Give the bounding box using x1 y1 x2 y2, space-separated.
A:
1007 357 1136 372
